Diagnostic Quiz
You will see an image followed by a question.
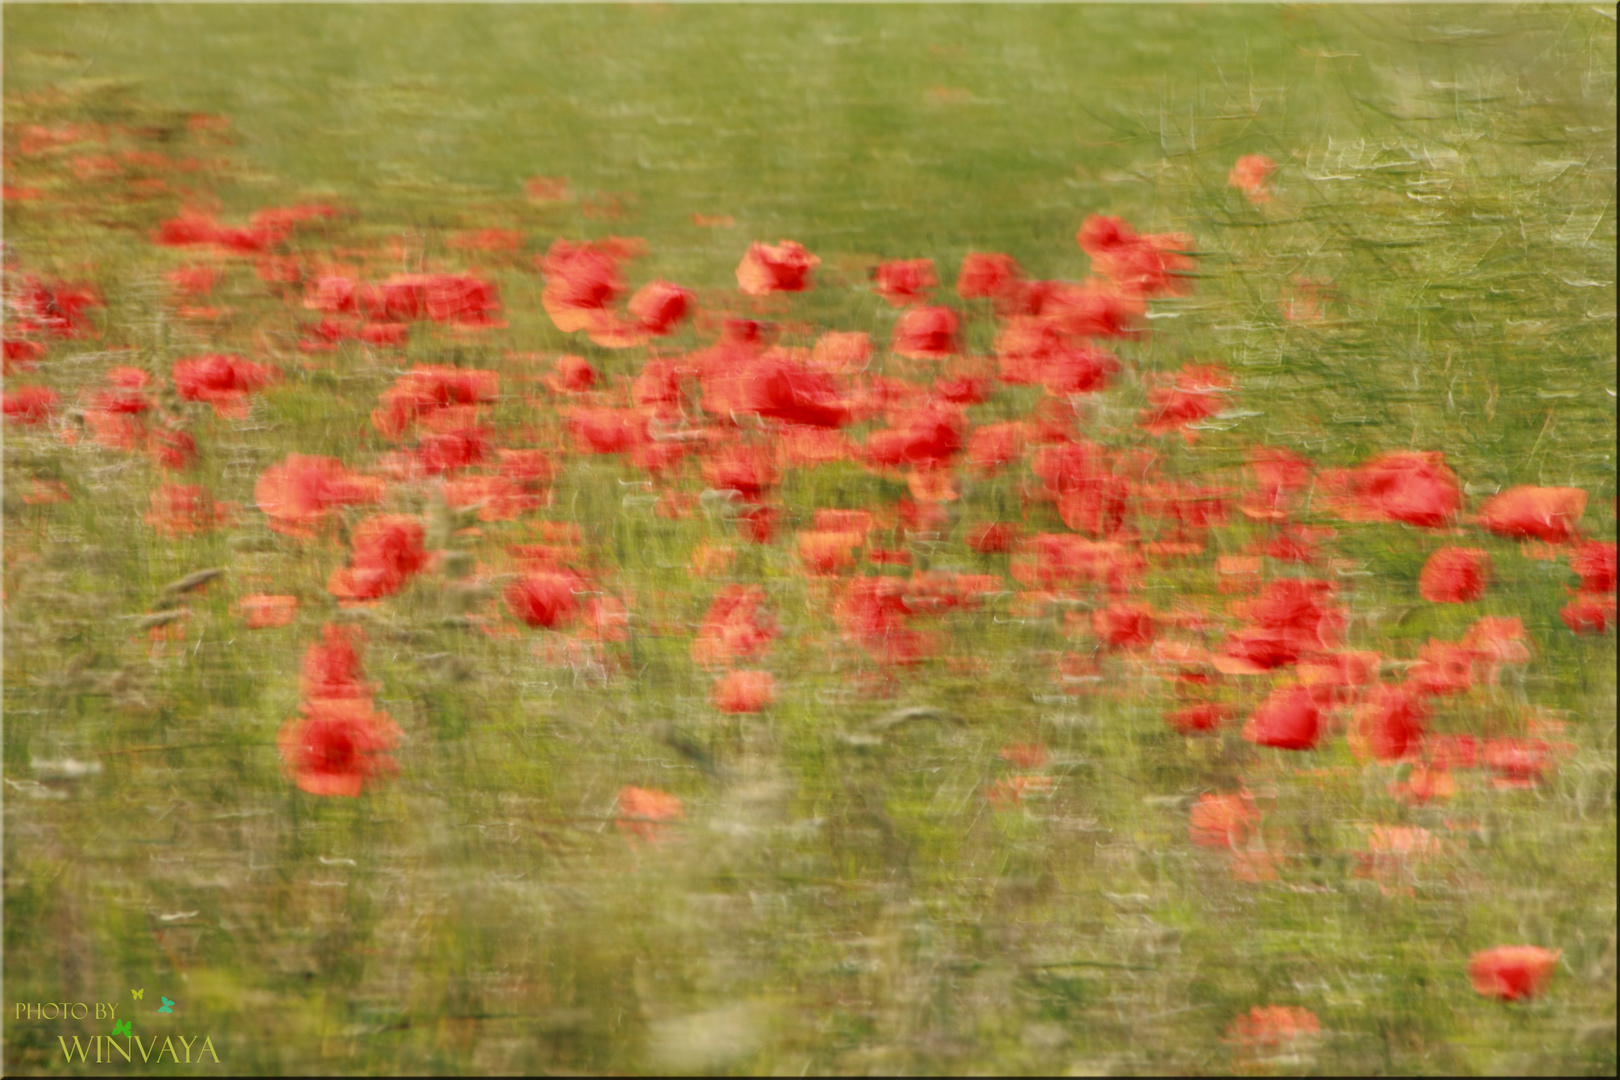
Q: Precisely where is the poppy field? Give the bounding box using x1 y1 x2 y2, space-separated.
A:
2 5 1616 1075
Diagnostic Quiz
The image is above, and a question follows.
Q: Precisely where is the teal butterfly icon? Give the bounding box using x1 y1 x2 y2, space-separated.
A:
112 1021 132 1038
158 997 174 1014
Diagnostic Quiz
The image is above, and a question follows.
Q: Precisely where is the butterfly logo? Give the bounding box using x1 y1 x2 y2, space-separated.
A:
112 1021 132 1038
158 997 174 1014
131 989 144 1001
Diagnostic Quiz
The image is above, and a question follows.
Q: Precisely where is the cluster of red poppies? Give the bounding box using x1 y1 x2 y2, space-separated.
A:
4 112 1607 1032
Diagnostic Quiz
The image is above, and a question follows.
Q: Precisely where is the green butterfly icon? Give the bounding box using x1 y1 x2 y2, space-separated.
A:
112 1021 132 1038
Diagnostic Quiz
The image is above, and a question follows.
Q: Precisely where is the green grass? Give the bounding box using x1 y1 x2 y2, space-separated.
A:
4 4 1616 1075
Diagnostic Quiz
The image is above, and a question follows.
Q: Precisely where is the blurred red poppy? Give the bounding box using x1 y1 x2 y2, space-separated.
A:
736 240 819 295
712 669 776 713
1418 546 1491 603
1224 1006 1319 1052
956 252 1024 308
615 786 684 843
277 697 401 797
1228 154 1277 204
1076 215 1195 298
1569 541 1617 593
891 306 960 360
327 515 428 602
1168 703 1229 736
238 594 299 629
1093 601 1156 648
1350 685 1427 762
967 522 1018 554
1317 451 1462 528
873 258 937 307
1468 946 1560 1001
1242 684 1321 750
505 571 583 629
1561 593 1614 634
540 239 626 333
255 454 385 538
1189 792 1258 848
172 353 277 418
145 483 233 537
2 385 58 424
301 623 370 700
1477 486 1587 542
628 279 694 336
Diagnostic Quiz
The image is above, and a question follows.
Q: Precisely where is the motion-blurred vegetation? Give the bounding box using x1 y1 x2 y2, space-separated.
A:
3 5 1615 1075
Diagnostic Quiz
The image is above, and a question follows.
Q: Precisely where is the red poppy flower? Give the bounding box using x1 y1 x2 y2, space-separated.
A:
327 515 428 602
1418 546 1492 604
1477 486 1588 542
1224 1006 1319 1051
1220 579 1345 672
967 522 1018 554
1242 684 1321 750
797 530 863 576
1189 792 1259 848
628 279 694 336
891 306 960 360
144 483 232 537
1228 154 1277 204
238 594 299 629
415 427 488 475
301 623 370 700
736 240 819 295
1076 215 1196 297
1168 703 1229 736
1483 738 1554 788
1138 364 1230 443
566 407 645 455
3 339 46 373
835 575 931 665
615 786 684 843
1561 593 1614 634
1318 451 1462 528
1242 446 1313 520
1460 616 1532 672
1011 533 1142 592
1350 685 1427 762
1093 601 1156 648
1569 541 1617 593
873 258 937 307
1468 946 1561 1001
810 330 872 374
540 239 626 333
172 353 277 418
1406 640 1477 698
255 454 385 538
712 669 776 713
739 358 851 428
1389 765 1457 804
1423 734 1479 771
956 252 1024 307
864 404 964 470
166 264 222 297
277 697 401 797
505 571 583 629
2 385 59 424
10 276 102 338
692 585 777 667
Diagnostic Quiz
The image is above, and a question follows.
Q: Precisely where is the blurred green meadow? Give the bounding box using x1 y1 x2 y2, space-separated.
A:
3 3 1616 1075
